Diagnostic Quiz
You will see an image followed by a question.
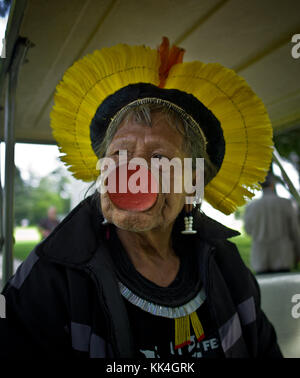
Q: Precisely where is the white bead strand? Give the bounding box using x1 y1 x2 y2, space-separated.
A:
181 215 197 234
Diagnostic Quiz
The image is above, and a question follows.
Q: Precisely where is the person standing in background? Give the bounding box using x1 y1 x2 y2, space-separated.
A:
38 206 59 239
244 174 300 274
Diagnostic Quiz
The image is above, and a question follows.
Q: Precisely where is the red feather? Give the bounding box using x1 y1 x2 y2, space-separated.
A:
158 37 185 88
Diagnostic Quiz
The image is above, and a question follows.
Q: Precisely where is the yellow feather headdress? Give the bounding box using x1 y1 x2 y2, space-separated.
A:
51 38 273 215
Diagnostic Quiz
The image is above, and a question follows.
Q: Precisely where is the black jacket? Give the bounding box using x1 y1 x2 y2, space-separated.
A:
0 196 283 358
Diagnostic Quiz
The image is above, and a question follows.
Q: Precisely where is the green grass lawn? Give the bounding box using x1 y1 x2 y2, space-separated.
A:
13 229 300 273
13 229 252 264
229 233 252 270
14 241 39 261
229 233 300 272
13 226 41 261
13 227 253 266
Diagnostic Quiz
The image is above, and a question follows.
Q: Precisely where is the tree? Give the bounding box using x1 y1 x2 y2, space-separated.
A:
274 129 300 187
14 166 31 225
0 0 11 17
14 166 71 226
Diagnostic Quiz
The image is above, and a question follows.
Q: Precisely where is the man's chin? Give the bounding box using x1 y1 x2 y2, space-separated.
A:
110 209 158 232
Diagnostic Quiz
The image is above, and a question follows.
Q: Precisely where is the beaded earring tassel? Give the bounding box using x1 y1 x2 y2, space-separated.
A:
181 205 197 234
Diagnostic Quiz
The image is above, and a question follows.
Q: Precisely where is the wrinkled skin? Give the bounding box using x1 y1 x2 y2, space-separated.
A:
100 112 196 287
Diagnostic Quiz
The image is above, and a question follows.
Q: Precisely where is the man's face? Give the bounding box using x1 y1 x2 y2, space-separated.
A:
100 112 191 232
48 207 57 220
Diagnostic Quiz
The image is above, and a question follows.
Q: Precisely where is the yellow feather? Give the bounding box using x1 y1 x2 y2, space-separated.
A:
164 61 273 214
51 42 273 215
51 44 160 182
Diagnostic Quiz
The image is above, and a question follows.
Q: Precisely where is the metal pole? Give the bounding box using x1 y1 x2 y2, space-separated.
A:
273 148 300 207
1 38 31 288
0 143 4 254
2 71 15 286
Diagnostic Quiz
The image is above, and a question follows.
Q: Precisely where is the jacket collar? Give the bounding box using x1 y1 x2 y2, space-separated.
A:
193 210 240 241
36 195 240 267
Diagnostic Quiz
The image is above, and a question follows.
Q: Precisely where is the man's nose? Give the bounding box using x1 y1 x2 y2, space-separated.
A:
128 146 152 165
106 163 159 212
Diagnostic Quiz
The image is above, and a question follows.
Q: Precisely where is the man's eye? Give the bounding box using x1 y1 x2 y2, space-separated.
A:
152 153 168 160
111 150 120 156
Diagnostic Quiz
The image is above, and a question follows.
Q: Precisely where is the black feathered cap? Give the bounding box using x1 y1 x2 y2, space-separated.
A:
90 83 225 173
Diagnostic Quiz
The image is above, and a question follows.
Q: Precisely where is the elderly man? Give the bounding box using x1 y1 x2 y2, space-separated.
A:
0 38 282 358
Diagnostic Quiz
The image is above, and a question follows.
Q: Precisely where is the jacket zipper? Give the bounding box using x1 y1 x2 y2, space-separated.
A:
84 265 120 357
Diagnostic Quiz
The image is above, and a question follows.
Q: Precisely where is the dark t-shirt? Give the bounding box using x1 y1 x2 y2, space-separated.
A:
124 299 224 358
108 225 224 358
39 218 59 232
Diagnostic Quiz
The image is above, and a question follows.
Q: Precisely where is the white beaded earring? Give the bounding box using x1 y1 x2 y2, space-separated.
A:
181 203 197 234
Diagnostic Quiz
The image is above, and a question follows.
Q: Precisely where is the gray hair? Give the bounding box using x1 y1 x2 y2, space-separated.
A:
96 103 217 185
